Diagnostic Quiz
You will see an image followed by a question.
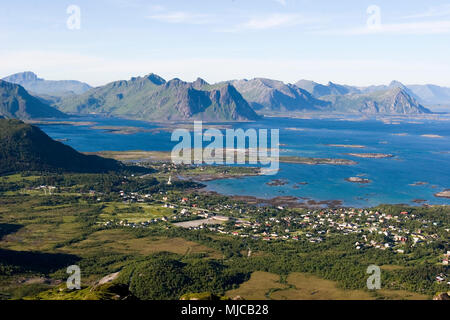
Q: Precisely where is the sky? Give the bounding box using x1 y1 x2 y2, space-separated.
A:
1 0 450 87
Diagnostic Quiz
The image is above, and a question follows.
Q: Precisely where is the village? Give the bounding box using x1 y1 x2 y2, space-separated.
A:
103 186 450 273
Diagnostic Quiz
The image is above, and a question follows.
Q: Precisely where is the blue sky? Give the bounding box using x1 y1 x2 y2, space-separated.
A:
1 0 450 86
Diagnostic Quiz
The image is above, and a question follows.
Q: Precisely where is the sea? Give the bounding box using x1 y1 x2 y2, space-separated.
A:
37 115 450 208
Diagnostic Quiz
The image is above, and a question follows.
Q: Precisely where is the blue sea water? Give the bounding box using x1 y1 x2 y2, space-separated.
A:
38 115 450 208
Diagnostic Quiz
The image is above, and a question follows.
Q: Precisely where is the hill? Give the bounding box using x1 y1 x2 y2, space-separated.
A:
0 80 67 120
55 74 259 121
0 119 124 174
229 78 330 112
2 72 92 97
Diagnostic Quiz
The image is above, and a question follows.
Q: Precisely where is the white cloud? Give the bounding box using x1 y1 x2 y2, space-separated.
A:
402 4 450 19
315 20 450 36
220 13 320 32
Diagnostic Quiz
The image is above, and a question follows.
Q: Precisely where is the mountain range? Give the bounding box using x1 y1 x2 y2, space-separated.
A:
0 119 124 174
2 71 448 121
296 79 450 106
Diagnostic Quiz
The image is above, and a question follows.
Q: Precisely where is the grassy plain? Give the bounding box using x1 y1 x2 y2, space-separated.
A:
227 272 431 300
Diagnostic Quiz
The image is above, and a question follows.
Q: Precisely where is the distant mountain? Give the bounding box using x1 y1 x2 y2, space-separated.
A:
357 81 419 100
55 74 259 121
0 80 67 120
320 87 432 114
406 84 450 105
0 119 124 174
229 78 330 112
2 72 92 97
360 81 450 106
299 79 450 107
296 79 435 113
295 80 360 97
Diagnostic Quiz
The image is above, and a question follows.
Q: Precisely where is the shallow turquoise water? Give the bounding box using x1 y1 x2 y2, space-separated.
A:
38 115 450 207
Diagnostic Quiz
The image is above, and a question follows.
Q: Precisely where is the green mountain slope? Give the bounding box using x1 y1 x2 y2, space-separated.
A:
56 74 259 121
0 80 67 120
0 119 124 174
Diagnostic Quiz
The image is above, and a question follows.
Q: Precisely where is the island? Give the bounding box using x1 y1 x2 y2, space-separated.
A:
86 150 359 166
434 189 450 199
421 134 443 139
344 153 394 159
279 156 357 165
324 144 366 148
90 126 156 135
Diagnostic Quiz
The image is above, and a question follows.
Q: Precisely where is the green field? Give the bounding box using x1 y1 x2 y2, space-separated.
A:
99 202 175 223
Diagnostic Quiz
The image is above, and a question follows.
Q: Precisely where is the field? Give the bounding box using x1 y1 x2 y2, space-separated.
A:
227 272 431 300
85 150 172 161
62 229 221 258
0 190 225 298
99 202 175 223
226 272 288 300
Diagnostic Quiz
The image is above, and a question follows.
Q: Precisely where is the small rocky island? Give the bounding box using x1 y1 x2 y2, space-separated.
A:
345 177 371 184
409 181 429 186
434 189 450 199
266 179 289 186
